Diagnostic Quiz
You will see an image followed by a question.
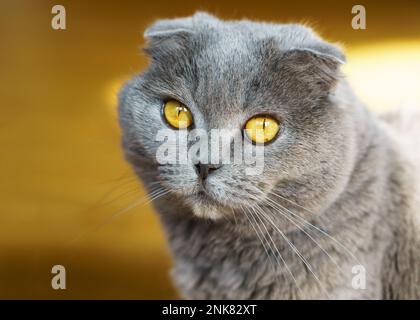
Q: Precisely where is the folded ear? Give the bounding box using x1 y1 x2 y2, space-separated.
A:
144 16 195 38
294 41 346 64
143 12 218 60
280 42 345 92
143 17 195 59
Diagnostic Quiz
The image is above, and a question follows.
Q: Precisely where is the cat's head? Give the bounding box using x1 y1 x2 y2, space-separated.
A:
119 12 355 221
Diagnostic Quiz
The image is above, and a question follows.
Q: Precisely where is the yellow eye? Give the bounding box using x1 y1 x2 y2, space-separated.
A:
245 116 280 144
163 100 193 129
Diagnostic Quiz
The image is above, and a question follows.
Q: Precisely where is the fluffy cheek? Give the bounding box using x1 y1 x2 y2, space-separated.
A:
157 164 198 194
204 168 277 207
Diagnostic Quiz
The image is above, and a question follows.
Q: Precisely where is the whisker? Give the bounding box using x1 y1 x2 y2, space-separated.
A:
97 170 136 185
68 186 170 245
254 203 332 299
268 191 363 267
240 206 277 274
230 207 238 227
268 189 332 226
264 197 345 277
249 205 302 298
92 186 143 209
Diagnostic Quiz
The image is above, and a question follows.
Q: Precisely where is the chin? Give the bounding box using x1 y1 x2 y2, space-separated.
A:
187 191 231 220
191 204 223 220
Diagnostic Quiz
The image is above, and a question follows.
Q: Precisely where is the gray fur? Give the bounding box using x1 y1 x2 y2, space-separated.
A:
118 12 420 299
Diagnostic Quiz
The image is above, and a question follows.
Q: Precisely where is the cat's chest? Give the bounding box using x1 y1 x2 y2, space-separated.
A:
165 220 284 298
165 216 385 299
170 242 382 300
166 221 318 299
170 245 290 299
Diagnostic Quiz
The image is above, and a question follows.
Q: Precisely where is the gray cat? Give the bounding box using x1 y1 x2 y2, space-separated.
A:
118 12 420 299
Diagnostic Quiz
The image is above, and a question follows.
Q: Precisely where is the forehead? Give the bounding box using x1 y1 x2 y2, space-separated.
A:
188 31 264 123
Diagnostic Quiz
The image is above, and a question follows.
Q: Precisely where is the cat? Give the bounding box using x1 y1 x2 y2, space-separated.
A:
118 12 420 299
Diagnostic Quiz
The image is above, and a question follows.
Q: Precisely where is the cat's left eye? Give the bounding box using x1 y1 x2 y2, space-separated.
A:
244 115 280 144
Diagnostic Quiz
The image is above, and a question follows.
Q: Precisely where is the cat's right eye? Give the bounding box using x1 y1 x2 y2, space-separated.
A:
163 100 193 129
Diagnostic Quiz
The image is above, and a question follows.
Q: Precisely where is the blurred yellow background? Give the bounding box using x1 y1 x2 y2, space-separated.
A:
0 0 419 299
